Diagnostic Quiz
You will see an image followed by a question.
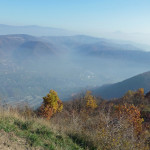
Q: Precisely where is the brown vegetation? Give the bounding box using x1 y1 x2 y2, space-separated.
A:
50 89 150 150
0 88 149 150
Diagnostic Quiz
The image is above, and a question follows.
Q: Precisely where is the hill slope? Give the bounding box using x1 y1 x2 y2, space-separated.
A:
93 71 150 99
0 108 84 150
0 34 57 59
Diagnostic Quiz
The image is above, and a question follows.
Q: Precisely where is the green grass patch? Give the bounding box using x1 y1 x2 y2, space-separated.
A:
68 133 97 150
0 116 84 150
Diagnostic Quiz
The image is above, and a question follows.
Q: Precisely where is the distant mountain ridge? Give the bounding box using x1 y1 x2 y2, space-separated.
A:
1 34 149 62
0 24 74 36
0 34 58 59
92 71 150 99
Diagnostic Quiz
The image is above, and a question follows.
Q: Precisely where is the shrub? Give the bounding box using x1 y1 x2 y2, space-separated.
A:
115 104 144 135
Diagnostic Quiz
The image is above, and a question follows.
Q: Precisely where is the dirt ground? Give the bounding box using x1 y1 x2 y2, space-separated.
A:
0 130 43 150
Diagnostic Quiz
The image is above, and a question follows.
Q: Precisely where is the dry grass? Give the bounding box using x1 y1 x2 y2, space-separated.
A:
0 100 149 150
50 105 150 150
0 105 85 150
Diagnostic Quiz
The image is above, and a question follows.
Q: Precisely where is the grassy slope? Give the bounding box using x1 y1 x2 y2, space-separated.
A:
0 110 84 150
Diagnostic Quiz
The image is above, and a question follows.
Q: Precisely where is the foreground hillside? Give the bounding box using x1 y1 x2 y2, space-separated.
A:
0 108 84 150
0 88 149 150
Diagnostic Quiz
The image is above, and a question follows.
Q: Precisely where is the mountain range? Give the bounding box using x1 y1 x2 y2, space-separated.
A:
0 33 150 107
1 34 150 61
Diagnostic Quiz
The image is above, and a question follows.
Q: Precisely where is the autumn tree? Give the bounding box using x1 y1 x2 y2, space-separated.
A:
84 91 97 110
123 88 145 106
39 90 63 120
115 104 144 135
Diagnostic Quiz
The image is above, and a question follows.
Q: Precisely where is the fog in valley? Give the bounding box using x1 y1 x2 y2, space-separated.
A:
0 33 150 108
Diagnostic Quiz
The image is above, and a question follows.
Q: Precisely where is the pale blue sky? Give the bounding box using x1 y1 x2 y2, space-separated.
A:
0 0 150 34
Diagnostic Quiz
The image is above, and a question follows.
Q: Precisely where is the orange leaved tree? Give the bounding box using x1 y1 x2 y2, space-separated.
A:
39 89 63 120
115 104 144 135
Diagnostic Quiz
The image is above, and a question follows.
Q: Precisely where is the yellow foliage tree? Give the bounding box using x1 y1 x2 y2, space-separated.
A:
84 91 97 109
39 90 63 120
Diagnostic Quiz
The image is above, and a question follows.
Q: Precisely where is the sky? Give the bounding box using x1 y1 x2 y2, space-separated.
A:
0 0 150 38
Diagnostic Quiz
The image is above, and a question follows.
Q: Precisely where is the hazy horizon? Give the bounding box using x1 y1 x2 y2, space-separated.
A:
0 0 150 45
1 23 150 50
